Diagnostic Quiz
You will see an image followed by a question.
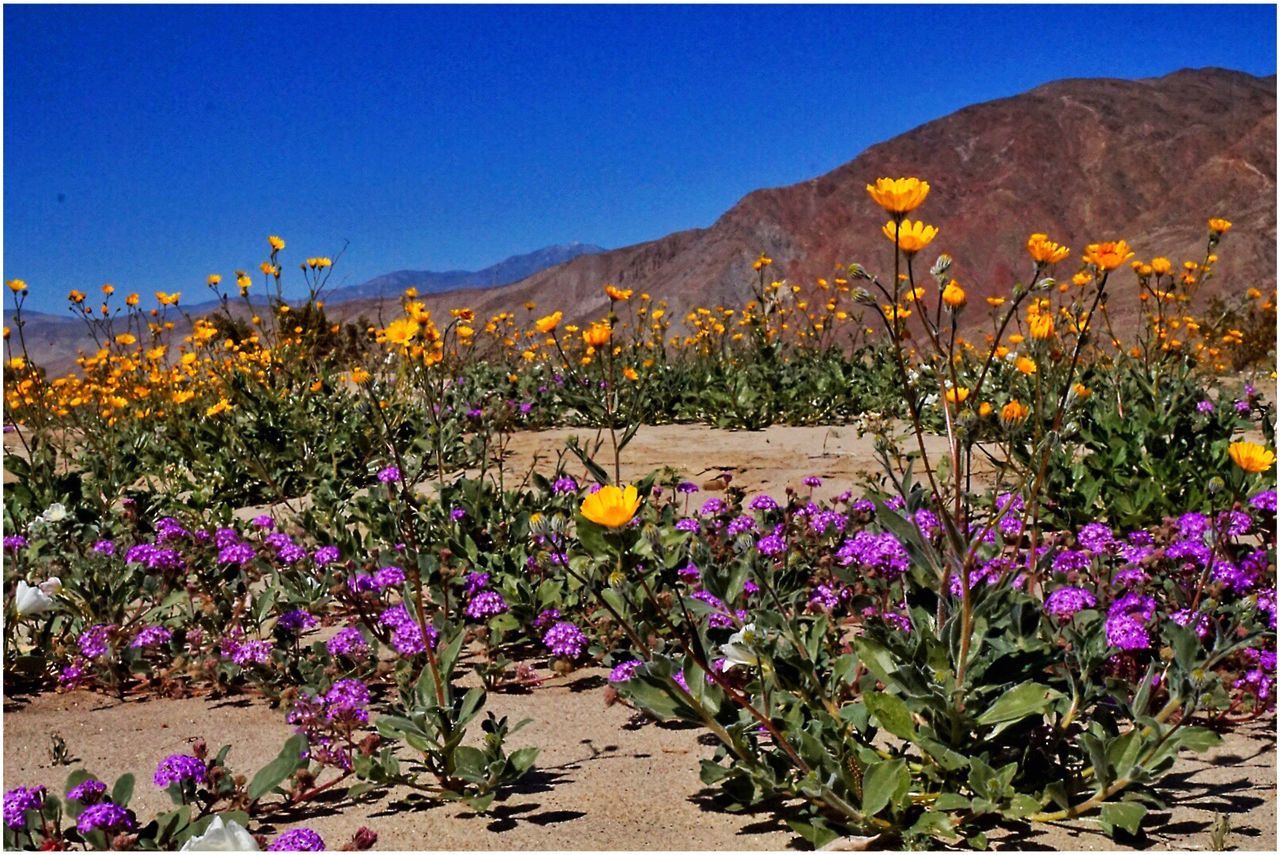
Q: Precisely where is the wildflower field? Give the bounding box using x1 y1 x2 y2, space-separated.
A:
2 178 1276 851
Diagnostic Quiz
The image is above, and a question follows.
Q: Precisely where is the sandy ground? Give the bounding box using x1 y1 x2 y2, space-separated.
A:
4 668 1275 851
5 423 1278 849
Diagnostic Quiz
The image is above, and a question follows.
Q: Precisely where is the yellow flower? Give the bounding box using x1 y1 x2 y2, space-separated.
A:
114 333 137 347
1071 272 1092 287
583 321 612 348
1228 441 1275 473
1000 400 1029 424
623 366 639 382
307 257 333 269
604 284 633 302
986 296 1006 307
6 279 26 292
1082 240 1134 271
102 284 115 295
1150 257 1172 275
1208 218 1232 235
944 387 971 405
155 291 181 306
207 274 222 287
268 235 286 252
866 177 930 215
1073 383 1091 399
1015 356 1037 375
1028 314 1055 340
752 254 773 271
260 262 280 278
379 318 420 347
535 311 563 334
942 280 967 309
171 389 195 405
350 367 371 385
881 219 938 255
1027 233 1071 265
69 289 87 303
579 484 642 529
205 398 232 417
977 401 993 417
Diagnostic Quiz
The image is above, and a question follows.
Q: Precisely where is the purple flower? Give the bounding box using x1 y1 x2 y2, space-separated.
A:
913 509 941 538
4 786 44 830
324 679 370 723
851 498 876 514
1077 523 1115 553
78 624 112 659
1046 586 1097 620
213 527 241 548
125 544 184 571
376 466 401 484
1105 615 1151 651
373 566 406 589
699 498 727 516
76 802 133 835
675 518 700 532
1217 510 1252 538
217 542 256 566
609 659 644 683
450 507 467 521
749 495 779 512
130 625 173 650
726 515 757 536
312 545 341 566
533 608 561 631
1177 512 1210 540
1249 489 1277 514
3 535 27 552
551 476 579 494
836 531 909 580
677 562 701 582
277 610 318 633
154 754 206 788
1165 539 1212 570
1052 549 1090 575
803 476 822 488
1170 608 1213 640
326 627 369 659
1234 399 1251 413
464 590 510 620
66 778 107 804
92 539 116 556
223 638 273 666
59 661 88 688
463 572 491 595
543 621 588 658
808 584 844 611
676 481 699 494
251 514 275 529
269 828 326 851
692 590 737 629
1196 400 1215 413
756 533 787 556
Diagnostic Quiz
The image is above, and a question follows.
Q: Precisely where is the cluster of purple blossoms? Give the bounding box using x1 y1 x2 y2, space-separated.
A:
155 517 193 543
726 515 757 536
543 621 588 658
251 514 275 529
277 610 318 634
130 625 173 650
836 531 909 580
379 605 438 655
66 778 107 804
1177 512 1210 540
862 606 912 633
749 495 780 512
265 532 308 564
850 497 876 515
78 625 113 659
326 627 369 659
677 562 701 582
802 475 822 488
463 572 491 595
269 828 326 851
1105 594 1157 651
807 508 848 535
1250 489 1277 514
884 495 906 511
217 541 257 566
699 498 727 516
1046 586 1098 621
3 535 27 552
691 590 747 629
376 466 401 484
154 754 206 788
551 476 579 494
59 661 88 688
1052 549 1091 575
808 583 847 612
1196 399 1216 413
913 509 941 538
220 635 273 666
324 678 371 724
676 481 699 494
465 590 510 620
1077 522 1115 553
4 786 44 829
608 659 644 683
1234 648 1277 705
675 517 700 532
947 558 1016 596
125 543 184 571
92 539 116 556
1165 540 1212 572
1218 510 1252 537
76 802 133 835
533 609 561 631
312 545 341 566
1170 608 1213 640
756 531 787 556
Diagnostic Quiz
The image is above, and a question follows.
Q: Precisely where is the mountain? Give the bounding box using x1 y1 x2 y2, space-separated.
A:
328 242 605 302
354 67 1274 328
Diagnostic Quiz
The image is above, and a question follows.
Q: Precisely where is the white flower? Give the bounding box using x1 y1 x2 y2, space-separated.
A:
180 816 259 851
14 580 55 617
39 503 68 523
720 622 762 669
38 577 62 596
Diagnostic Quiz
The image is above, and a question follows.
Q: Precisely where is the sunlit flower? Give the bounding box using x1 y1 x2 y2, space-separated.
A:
268 235 286 252
5 279 26 293
579 484 641 529
866 177 930 215
1229 441 1276 473
881 219 938 255
1027 233 1071 264
604 284 633 302
1000 400 1029 424
535 311 563 334
1028 314 1055 340
944 386 970 405
68 290 86 303
1208 217 1232 235
941 280 966 308
206 399 232 417
155 291 181 306
582 321 612 348
1082 240 1134 271
752 254 772 271
1015 356 1037 375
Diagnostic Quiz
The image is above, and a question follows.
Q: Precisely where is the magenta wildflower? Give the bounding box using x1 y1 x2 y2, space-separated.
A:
78 624 112 659
4 786 44 829
269 828 326 851
154 754 206 788
376 466 401 484
66 779 106 804
609 659 643 683
130 625 173 649
76 802 133 835
543 621 588 658
1046 587 1097 620
326 627 369 659
465 590 510 620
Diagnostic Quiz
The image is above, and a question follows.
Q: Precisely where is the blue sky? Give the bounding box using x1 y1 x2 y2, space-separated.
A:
4 3 1276 313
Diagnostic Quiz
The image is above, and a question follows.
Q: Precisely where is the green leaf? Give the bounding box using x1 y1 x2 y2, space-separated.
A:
861 758 909 817
864 692 915 741
111 773 134 807
1100 801 1147 836
975 681 1061 729
248 734 306 802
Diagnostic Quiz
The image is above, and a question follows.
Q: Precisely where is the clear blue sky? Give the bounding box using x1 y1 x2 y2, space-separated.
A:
4 3 1276 313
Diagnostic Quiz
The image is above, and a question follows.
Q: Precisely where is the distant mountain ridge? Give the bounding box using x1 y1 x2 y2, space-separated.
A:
329 242 605 302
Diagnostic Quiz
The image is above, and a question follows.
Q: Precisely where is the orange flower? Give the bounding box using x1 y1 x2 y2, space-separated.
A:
579 484 641 528
604 284 633 302
535 311 563 334
1082 240 1134 271
866 177 930 215
941 280 967 309
881 219 938 255
1208 218 1232 236
155 291 181 306
1000 400 1029 424
1228 441 1275 473
583 321 612 348
1027 233 1070 264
